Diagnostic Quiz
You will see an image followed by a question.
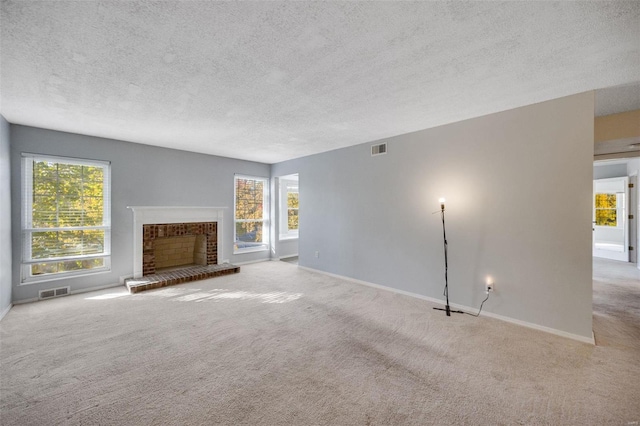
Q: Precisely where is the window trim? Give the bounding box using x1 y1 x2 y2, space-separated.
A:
21 153 111 284
233 174 269 254
594 192 624 229
278 175 299 241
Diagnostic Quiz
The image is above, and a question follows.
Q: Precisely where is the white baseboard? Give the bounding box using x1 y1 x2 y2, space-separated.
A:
475 307 595 345
13 283 125 305
70 283 124 296
232 258 271 266
276 254 299 261
298 266 595 345
0 303 12 321
12 297 38 305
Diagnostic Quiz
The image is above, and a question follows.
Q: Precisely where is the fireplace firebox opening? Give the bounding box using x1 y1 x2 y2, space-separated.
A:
143 222 217 276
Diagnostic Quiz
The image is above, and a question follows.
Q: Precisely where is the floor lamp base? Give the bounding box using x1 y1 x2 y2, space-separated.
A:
433 306 464 316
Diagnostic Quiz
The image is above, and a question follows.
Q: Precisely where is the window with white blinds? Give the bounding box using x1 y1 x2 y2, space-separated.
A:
21 154 111 283
234 175 269 253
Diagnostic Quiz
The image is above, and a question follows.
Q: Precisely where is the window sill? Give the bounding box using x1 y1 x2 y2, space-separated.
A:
20 268 111 285
234 247 269 255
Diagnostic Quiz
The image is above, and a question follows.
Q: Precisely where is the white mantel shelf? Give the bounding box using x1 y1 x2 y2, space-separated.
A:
128 206 228 209
128 206 227 278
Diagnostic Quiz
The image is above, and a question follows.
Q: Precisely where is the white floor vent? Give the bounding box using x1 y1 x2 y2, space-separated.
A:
371 143 387 156
39 286 70 300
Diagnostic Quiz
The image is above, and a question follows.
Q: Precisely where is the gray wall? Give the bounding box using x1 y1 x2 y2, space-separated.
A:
10 125 270 302
626 158 640 177
0 115 12 317
275 239 299 259
594 163 628 179
272 92 595 339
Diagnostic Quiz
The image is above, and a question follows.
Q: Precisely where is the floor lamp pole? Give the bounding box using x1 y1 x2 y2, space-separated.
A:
433 199 463 316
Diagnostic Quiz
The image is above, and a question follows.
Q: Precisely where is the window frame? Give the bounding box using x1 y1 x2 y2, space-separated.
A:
594 192 624 229
233 174 269 254
278 175 299 241
21 153 111 284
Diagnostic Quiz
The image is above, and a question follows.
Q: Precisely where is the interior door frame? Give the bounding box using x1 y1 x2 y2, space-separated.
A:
629 173 638 264
593 176 630 262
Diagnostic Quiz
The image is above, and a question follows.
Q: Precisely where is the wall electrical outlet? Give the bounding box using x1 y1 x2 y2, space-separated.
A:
485 276 494 293
315 251 320 258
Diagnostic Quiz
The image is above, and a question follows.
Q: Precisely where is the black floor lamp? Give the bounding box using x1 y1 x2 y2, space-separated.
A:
433 198 463 316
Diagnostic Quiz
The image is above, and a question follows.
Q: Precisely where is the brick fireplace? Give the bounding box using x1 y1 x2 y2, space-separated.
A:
126 206 239 293
142 222 217 275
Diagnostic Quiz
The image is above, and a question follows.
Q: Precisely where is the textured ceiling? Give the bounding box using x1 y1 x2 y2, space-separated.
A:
595 83 640 117
1 1 639 164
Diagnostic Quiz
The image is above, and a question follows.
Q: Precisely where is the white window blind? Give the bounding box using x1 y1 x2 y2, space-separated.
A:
21 154 111 282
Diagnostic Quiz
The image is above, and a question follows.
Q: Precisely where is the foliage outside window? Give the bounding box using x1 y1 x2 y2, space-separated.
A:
287 191 299 231
279 175 298 240
22 154 111 282
594 193 618 227
234 175 269 253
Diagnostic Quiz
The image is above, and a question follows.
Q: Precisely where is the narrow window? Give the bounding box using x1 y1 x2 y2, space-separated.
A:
279 174 299 240
22 154 111 283
234 175 269 253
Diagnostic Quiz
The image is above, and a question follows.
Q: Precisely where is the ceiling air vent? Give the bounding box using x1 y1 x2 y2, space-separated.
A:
371 143 387 156
39 286 70 300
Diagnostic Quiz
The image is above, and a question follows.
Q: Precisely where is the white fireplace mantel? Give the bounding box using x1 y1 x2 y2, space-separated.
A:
128 206 226 278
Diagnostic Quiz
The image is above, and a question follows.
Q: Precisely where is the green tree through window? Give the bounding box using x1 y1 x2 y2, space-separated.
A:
234 176 268 252
594 193 617 227
287 191 299 231
22 155 110 281
277 175 298 240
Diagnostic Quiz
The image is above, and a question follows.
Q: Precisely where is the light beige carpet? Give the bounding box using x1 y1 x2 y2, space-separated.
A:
1 259 639 425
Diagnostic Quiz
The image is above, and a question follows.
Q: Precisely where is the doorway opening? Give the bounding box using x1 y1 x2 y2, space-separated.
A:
593 176 630 261
591 84 640 345
593 161 638 265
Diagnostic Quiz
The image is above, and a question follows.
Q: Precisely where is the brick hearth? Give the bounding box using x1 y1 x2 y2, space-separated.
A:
126 218 239 293
125 264 240 294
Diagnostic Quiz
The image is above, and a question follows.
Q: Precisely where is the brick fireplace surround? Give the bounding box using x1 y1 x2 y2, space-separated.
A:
125 207 239 293
142 222 217 276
